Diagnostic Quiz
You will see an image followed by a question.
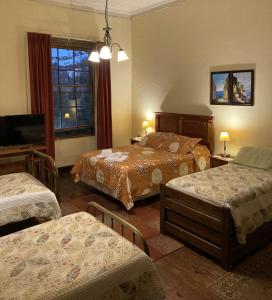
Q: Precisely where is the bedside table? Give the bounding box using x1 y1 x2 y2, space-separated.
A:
130 137 142 145
210 155 233 168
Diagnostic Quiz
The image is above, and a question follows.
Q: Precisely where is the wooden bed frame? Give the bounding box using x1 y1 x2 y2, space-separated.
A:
157 112 272 269
87 201 149 255
155 112 214 151
160 185 272 270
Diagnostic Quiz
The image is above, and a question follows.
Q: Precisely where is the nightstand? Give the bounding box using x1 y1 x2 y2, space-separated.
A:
210 155 233 168
130 137 142 144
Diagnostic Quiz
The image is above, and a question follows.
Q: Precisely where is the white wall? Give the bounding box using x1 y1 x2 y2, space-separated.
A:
0 0 132 166
131 0 272 155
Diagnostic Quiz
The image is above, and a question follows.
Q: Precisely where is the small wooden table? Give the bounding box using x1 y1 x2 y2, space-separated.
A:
130 137 142 145
210 155 233 168
0 145 47 175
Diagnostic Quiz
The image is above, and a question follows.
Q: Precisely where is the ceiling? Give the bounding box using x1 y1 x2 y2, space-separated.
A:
34 0 181 17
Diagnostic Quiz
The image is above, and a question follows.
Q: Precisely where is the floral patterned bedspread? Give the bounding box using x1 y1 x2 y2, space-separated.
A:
167 163 272 244
0 172 61 226
71 144 210 210
0 212 164 300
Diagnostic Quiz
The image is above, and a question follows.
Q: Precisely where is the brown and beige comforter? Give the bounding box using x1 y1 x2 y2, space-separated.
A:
0 212 164 300
0 172 61 226
167 163 272 244
72 143 210 210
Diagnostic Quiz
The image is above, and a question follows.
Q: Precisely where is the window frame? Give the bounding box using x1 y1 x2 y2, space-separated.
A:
51 37 96 140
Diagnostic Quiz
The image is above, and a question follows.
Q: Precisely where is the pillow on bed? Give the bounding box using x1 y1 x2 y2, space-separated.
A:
139 132 164 148
160 133 201 155
233 146 272 169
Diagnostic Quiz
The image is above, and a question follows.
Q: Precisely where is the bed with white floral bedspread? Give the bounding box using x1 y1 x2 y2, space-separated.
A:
167 163 272 244
0 212 164 300
0 172 61 226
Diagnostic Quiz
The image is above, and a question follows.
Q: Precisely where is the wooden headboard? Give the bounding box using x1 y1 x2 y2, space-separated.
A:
155 112 214 151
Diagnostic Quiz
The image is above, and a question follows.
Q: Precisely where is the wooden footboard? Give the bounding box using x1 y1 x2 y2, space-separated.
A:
160 184 272 270
87 202 149 256
26 150 59 201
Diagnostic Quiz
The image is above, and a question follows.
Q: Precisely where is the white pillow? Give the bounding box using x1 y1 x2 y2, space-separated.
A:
233 146 272 170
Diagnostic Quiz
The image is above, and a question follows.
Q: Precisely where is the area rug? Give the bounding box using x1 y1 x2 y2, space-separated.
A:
208 243 272 300
66 193 184 261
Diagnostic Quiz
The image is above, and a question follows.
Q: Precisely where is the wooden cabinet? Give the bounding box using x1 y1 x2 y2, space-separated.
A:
210 155 233 168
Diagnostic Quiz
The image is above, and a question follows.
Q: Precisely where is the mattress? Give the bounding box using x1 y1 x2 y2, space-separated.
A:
0 172 61 226
72 144 210 210
167 163 272 244
0 212 164 300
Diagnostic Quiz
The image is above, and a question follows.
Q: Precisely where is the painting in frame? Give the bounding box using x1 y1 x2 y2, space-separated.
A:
210 69 254 106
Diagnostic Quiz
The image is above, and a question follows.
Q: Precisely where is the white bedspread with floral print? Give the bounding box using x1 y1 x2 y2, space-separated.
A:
167 163 272 244
0 212 164 300
0 172 61 226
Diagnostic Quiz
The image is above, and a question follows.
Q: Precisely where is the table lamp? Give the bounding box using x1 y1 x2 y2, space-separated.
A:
142 120 149 135
219 131 230 157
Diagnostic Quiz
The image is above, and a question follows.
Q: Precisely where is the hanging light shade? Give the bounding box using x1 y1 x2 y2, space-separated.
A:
117 49 128 62
99 45 112 59
89 49 100 63
88 0 128 63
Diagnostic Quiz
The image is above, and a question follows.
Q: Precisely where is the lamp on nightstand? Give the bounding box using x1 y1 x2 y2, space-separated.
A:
219 131 230 157
142 120 149 135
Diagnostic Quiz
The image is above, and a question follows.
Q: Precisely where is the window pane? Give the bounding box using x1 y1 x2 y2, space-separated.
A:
59 70 74 85
77 107 91 126
75 51 89 71
76 87 90 106
52 48 58 69
52 70 58 84
54 108 61 129
61 108 77 128
60 86 75 107
58 49 74 70
75 71 89 85
54 86 60 107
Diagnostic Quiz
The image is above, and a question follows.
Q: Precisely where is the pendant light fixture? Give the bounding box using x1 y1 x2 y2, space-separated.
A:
89 0 128 63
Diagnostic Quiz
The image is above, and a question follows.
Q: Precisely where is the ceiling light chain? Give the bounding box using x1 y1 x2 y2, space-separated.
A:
88 0 128 63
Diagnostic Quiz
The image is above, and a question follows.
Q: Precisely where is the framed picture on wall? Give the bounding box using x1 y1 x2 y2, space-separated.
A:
210 69 254 106
210 72 231 105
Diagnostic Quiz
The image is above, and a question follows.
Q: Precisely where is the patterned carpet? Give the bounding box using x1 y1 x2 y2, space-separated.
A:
208 243 272 300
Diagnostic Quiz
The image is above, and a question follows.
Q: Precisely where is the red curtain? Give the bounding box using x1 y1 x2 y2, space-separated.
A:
97 59 113 149
27 32 55 158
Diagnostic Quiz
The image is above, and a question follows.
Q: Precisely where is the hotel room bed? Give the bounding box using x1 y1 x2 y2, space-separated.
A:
0 172 61 226
0 211 164 300
72 113 214 210
161 147 272 269
0 150 61 227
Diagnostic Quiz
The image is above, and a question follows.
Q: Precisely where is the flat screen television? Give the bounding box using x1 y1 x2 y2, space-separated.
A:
0 114 45 148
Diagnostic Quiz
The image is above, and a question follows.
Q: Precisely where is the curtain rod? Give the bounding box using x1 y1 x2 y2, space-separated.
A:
27 30 99 43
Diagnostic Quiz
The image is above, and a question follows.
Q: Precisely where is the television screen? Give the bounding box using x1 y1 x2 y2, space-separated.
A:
0 114 45 147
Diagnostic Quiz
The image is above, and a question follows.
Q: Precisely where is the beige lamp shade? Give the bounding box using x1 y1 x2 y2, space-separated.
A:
64 113 70 119
219 131 230 142
142 120 149 129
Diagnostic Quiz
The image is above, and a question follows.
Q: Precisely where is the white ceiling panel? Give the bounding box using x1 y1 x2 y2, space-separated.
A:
33 0 182 17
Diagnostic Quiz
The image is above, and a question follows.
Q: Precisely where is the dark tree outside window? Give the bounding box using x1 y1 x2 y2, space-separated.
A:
51 38 95 139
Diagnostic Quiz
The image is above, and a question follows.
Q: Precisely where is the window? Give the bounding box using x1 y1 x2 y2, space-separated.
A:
51 38 95 139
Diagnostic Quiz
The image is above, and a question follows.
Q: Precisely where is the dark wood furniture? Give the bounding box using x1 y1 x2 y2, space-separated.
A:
210 155 233 168
0 145 47 158
155 112 214 151
0 145 47 175
130 137 142 144
160 178 272 270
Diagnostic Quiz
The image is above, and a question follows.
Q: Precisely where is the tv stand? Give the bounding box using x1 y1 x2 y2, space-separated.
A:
0 145 47 158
